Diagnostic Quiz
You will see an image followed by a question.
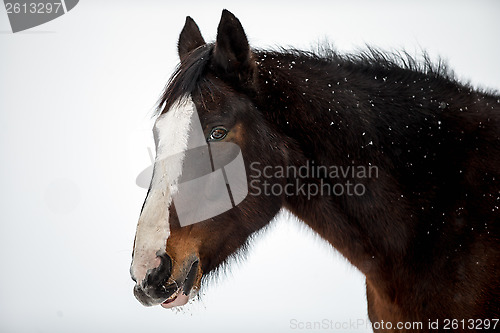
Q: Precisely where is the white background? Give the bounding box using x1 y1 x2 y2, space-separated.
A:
1 1 499 332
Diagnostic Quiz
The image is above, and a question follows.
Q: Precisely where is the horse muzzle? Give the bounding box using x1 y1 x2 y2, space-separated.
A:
131 253 201 307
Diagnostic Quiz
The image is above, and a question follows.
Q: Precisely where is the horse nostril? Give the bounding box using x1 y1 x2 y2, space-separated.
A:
143 252 173 289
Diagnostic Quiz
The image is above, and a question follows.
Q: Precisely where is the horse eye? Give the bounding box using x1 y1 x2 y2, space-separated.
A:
208 126 228 141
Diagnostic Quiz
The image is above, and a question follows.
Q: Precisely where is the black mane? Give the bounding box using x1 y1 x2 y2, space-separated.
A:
156 44 485 116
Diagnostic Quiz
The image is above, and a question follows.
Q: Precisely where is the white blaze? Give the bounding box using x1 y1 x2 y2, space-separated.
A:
131 96 196 285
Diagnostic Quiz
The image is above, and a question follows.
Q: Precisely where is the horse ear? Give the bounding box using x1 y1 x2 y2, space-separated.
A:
178 16 206 60
212 10 254 81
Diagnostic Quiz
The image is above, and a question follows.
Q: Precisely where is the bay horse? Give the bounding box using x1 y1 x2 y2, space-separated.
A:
131 10 500 332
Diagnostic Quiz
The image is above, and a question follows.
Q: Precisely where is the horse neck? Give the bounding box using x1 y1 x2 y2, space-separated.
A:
254 52 413 276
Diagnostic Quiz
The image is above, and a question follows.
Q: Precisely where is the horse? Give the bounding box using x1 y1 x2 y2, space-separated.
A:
130 10 500 332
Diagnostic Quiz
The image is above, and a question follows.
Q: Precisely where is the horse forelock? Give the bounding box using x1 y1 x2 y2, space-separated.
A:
156 44 214 117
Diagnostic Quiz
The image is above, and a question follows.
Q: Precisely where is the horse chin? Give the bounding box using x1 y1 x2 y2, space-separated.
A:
160 259 202 309
161 288 190 308
160 281 200 309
